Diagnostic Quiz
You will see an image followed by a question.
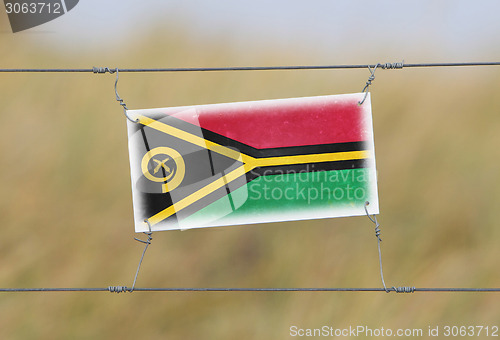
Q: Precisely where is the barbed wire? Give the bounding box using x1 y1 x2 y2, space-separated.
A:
0 287 499 293
0 61 499 73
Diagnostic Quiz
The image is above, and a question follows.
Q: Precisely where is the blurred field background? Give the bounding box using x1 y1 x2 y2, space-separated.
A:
1 2 500 339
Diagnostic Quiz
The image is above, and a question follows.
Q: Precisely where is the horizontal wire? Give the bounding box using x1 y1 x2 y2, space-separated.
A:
0 287 499 293
0 62 500 73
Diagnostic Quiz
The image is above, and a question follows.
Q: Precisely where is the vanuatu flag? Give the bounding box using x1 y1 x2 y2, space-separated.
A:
126 93 379 232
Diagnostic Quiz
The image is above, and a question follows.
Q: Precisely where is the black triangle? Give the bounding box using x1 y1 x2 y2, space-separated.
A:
64 0 79 12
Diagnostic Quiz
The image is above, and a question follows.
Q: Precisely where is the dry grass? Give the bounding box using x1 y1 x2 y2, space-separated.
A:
0 19 499 339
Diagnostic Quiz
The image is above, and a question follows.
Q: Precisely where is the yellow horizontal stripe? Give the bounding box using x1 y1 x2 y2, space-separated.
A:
248 150 369 168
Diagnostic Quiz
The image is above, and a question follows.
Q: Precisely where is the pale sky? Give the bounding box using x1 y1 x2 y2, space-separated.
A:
3 0 500 61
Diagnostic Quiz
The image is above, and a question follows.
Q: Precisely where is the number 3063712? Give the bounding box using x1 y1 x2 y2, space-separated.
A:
5 2 62 14
443 326 498 337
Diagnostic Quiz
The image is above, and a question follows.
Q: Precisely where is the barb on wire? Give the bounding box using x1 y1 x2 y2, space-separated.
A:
108 286 128 294
379 61 404 70
92 67 114 74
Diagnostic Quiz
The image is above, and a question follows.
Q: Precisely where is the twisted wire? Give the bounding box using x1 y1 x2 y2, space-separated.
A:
92 67 137 122
358 64 379 105
112 68 138 123
391 286 416 293
108 286 129 293
380 61 404 69
92 67 115 74
129 220 154 292
364 202 416 294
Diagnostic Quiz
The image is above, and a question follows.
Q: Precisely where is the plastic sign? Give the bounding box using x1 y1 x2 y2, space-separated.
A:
126 93 379 232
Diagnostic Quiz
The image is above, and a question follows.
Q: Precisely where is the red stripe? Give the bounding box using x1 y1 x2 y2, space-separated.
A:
171 95 368 149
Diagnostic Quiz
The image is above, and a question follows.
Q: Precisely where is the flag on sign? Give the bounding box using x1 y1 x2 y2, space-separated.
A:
126 93 379 232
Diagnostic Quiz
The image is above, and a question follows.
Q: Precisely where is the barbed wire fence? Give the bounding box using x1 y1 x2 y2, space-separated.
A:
1 61 499 294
